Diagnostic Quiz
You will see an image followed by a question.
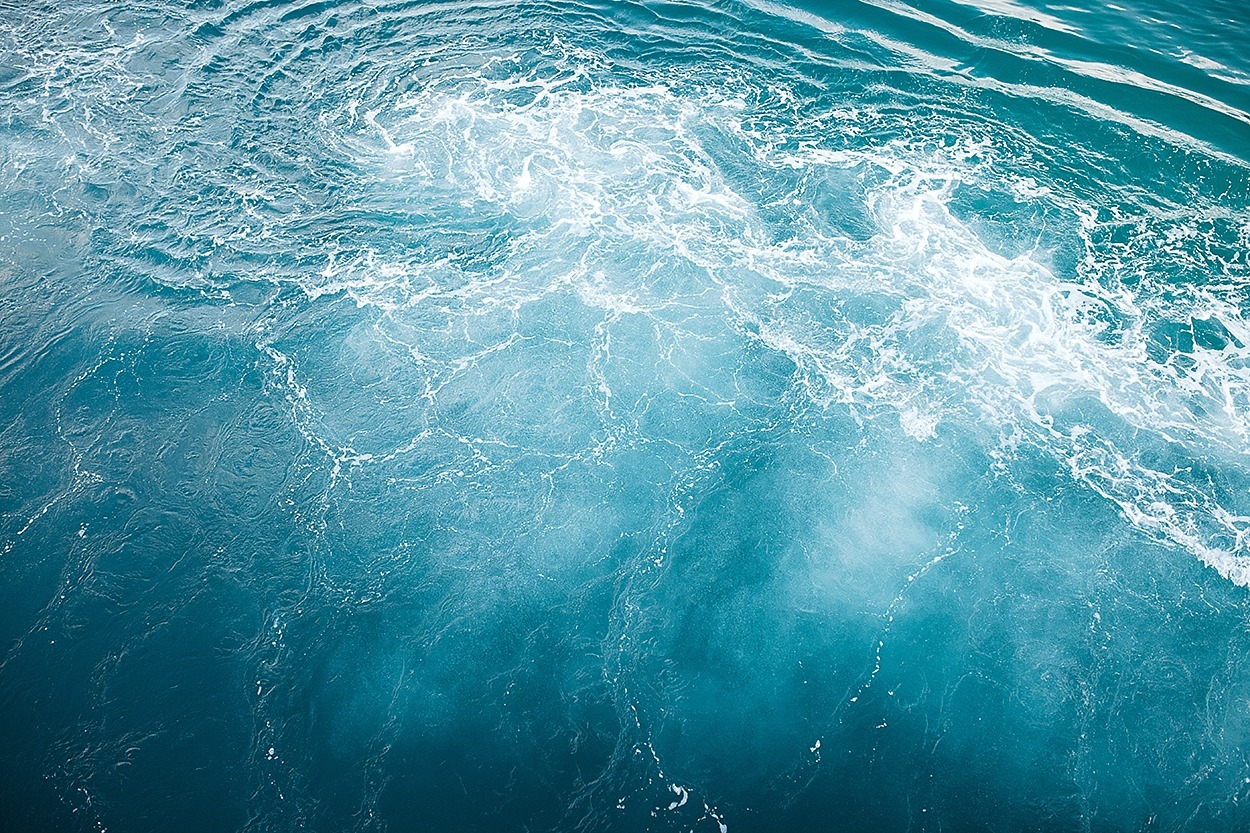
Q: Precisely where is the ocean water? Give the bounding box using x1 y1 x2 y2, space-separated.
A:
2 0 1250 830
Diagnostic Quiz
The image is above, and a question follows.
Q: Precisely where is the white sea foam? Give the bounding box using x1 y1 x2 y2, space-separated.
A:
287 48 1250 585
31 10 1242 587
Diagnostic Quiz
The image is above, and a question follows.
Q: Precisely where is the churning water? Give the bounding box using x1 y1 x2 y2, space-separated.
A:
3 0 1250 830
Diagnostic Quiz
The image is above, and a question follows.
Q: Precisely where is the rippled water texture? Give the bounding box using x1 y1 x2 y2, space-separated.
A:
3 0 1250 830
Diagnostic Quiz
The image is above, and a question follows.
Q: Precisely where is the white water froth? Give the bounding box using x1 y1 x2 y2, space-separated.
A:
253 43 1250 584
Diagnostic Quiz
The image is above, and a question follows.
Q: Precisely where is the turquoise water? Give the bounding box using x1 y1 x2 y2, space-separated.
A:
2 0 1250 829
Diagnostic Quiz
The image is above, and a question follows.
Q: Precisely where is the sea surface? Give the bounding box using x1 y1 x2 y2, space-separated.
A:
2 0 1250 830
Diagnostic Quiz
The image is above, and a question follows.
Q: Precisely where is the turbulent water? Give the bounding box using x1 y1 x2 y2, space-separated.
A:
3 0 1250 830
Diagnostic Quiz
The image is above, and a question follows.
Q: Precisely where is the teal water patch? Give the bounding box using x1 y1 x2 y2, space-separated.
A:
2 0 1250 830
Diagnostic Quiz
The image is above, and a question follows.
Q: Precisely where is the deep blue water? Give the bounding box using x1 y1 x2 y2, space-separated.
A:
2 0 1250 830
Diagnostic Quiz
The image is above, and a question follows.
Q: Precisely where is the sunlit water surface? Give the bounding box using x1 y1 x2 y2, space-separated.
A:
3 0 1250 830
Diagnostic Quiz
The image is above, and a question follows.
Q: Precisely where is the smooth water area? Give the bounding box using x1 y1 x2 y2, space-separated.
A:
2 0 1250 830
